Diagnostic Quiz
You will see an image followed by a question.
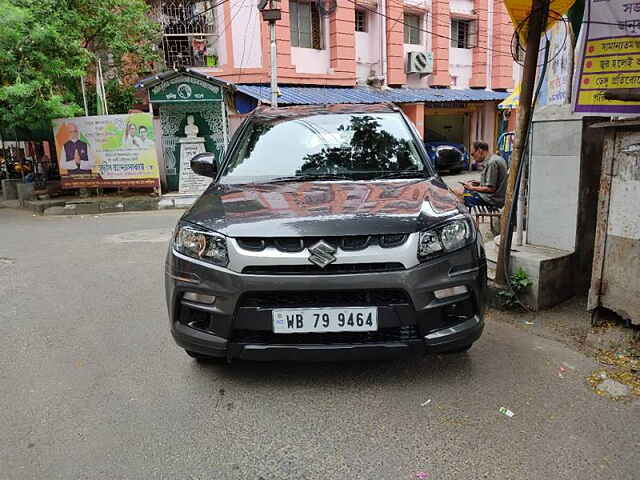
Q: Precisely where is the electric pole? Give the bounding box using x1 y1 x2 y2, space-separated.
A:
258 0 281 107
495 0 550 285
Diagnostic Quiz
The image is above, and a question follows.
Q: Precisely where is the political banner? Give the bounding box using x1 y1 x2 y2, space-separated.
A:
536 17 574 107
52 113 160 189
573 0 640 114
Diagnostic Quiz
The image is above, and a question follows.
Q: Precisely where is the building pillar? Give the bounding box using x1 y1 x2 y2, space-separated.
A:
470 0 488 88
329 1 356 75
400 103 425 138
386 0 406 86
491 0 514 90
431 0 451 86
274 0 297 78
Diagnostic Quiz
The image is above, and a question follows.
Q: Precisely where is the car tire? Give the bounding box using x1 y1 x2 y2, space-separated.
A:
185 350 226 363
441 343 473 354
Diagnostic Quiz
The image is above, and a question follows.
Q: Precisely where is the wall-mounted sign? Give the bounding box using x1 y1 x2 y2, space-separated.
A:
573 0 640 114
536 17 573 107
149 75 223 103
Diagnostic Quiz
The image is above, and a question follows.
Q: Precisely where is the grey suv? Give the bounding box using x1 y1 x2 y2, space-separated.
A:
165 104 486 362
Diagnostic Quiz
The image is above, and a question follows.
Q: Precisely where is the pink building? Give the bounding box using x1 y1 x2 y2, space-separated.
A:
152 0 518 149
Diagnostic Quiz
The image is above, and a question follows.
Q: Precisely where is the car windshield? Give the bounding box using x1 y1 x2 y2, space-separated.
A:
219 112 429 184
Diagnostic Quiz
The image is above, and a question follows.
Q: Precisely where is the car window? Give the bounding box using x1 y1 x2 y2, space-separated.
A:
219 113 428 183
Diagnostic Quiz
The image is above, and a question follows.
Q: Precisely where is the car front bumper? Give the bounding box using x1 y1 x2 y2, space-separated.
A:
165 239 487 362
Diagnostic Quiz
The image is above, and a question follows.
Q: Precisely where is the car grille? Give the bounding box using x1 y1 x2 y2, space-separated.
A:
231 325 420 345
237 289 412 309
236 234 408 253
241 262 405 275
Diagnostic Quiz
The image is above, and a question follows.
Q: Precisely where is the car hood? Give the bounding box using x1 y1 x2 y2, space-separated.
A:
182 179 462 237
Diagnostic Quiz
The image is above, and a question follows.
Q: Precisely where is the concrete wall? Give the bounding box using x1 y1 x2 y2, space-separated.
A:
196 0 517 89
450 0 474 14
598 127 640 323
403 6 431 88
528 117 583 251
232 0 262 68
215 2 228 66
450 48 473 88
491 0 513 89
528 106 605 297
291 46 331 74
355 10 382 84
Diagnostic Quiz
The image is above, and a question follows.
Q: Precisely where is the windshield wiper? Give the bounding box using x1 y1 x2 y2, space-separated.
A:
370 170 428 180
266 173 352 183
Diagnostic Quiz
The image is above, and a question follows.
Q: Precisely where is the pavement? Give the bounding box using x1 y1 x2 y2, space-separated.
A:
1 205 638 480
0 193 199 216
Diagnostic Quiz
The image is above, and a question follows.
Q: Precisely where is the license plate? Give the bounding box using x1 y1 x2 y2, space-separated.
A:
272 307 378 333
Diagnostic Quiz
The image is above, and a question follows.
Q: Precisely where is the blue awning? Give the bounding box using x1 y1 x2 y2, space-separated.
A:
235 85 508 105
136 69 507 106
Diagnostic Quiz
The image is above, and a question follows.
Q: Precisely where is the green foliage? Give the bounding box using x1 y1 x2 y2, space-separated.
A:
86 80 139 116
497 268 533 310
0 0 88 130
0 0 160 133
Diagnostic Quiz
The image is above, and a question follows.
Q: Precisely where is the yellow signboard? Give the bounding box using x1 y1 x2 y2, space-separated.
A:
574 1 640 114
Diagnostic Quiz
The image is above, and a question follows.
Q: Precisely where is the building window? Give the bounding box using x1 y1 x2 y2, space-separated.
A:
156 0 218 68
451 19 473 49
355 9 367 32
290 0 324 49
404 13 421 45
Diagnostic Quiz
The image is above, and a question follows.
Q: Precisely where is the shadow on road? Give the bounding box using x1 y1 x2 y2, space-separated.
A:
189 351 478 389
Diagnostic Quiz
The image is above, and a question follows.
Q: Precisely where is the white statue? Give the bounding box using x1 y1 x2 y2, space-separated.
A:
184 115 199 139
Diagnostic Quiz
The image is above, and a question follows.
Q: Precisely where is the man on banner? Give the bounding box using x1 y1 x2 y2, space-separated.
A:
60 123 94 175
134 126 155 149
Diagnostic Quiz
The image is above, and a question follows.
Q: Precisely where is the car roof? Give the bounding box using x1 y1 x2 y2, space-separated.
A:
249 103 399 122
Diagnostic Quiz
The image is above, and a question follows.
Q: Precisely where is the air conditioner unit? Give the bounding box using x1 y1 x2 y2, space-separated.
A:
406 51 433 75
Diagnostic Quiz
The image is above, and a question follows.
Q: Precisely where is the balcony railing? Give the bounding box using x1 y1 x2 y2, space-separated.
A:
151 0 219 68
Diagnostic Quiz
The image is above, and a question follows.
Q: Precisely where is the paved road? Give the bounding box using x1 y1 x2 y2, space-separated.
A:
1 208 638 480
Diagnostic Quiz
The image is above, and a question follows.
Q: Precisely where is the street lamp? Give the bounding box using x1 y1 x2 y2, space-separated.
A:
258 0 281 107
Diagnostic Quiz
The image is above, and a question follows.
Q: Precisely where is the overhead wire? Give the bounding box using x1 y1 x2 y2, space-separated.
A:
344 0 516 58
510 9 570 67
188 0 232 24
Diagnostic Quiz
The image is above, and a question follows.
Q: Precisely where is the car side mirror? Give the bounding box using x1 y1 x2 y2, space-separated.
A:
190 152 218 178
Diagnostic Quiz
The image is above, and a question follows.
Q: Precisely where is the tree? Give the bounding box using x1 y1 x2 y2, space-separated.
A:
298 116 417 174
0 0 160 133
0 1 89 131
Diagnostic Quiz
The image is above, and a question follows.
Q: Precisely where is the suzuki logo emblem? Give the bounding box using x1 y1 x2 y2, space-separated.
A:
308 240 337 268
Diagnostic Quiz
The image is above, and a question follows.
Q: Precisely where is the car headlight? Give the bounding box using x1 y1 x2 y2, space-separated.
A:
174 225 228 267
418 219 473 260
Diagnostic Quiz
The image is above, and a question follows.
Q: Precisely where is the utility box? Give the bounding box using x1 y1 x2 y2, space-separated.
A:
588 120 640 325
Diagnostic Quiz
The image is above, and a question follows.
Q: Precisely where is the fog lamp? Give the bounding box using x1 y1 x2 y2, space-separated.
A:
434 285 468 299
183 292 216 304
